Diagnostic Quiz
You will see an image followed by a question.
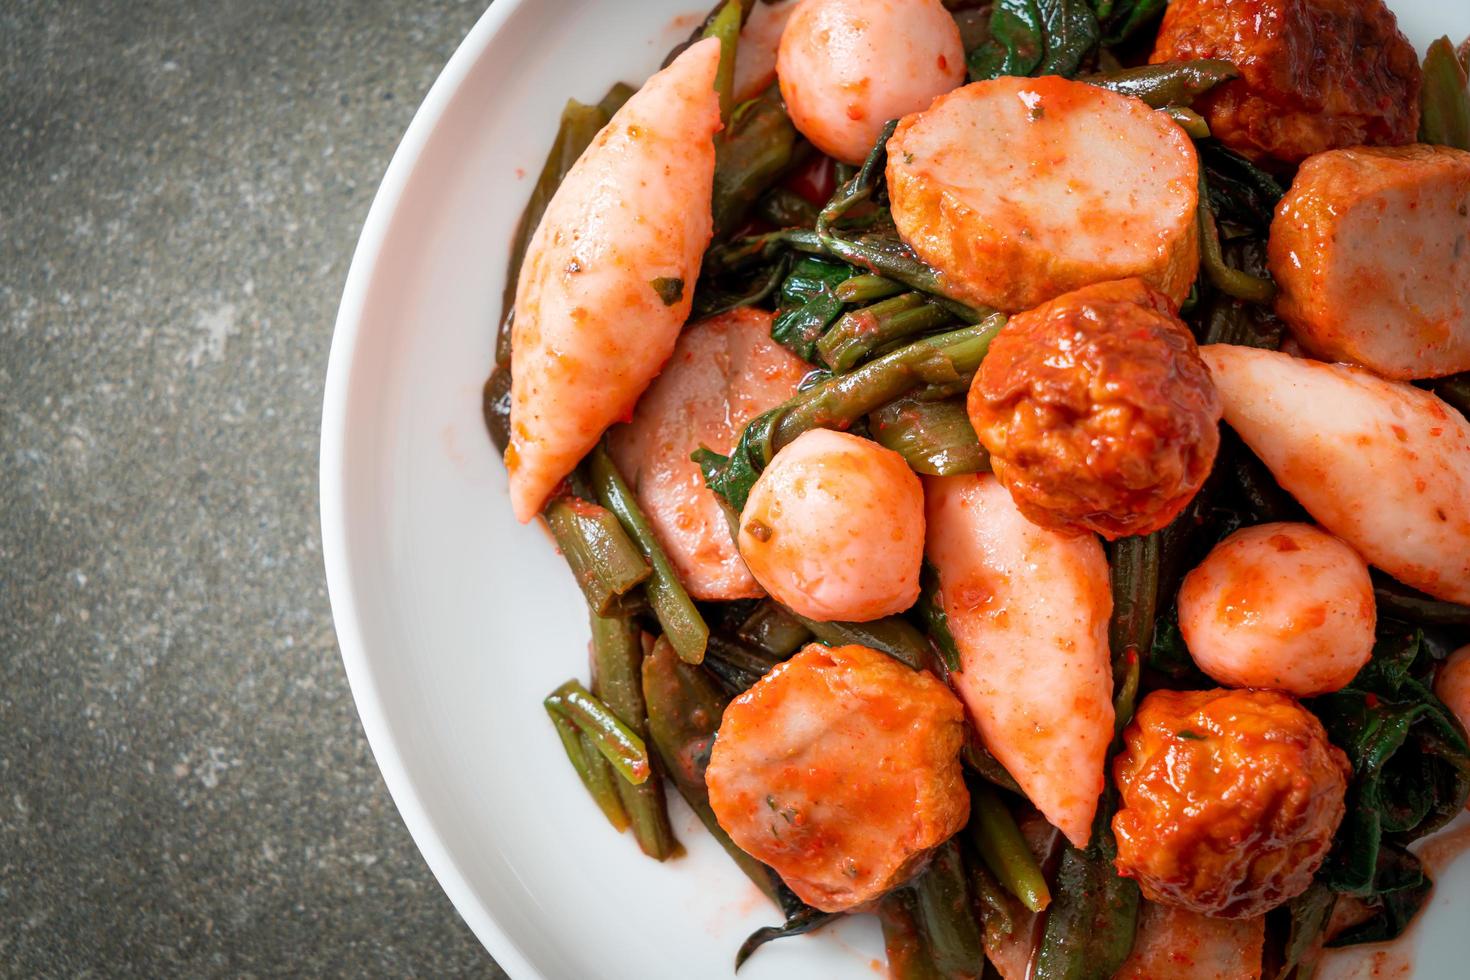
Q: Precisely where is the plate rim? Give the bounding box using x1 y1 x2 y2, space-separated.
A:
318 0 541 976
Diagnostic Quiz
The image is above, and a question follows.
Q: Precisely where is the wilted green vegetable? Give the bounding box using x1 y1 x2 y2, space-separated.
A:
869 395 988 477
544 702 630 832
1085 59 1238 108
968 0 1101 82
915 561 962 673
969 784 1051 913
1420 36 1470 150
910 839 986 978
1312 630 1470 933
543 495 651 615
704 0 745 124
878 890 945 980
642 636 784 900
771 256 857 361
590 611 679 859
797 613 933 671
696 320 1007 512
818 293 956 372
1031 801 1140 980
589 445 709 664
737 601 813 657
735 907 840 970
1198 172 1276 304
544 679 652 785
713 93 800 238
1108 532 1160 731
837 273 907 304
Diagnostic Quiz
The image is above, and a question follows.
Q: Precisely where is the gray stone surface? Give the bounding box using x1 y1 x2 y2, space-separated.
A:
0 1 505 975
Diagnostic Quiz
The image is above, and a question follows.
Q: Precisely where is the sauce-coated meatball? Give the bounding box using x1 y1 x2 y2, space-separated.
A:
1150 0 1420 164
1113 688 1350 918
968 279 1221 540
705 643 970 912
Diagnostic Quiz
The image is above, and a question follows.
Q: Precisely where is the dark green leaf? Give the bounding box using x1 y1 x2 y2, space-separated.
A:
1036 0 1100 75
651 277 685 306
917 561 962 673
713 95 800 238
735 906 840 970
969 0 1045 80
968 0 1100 82
1146 611 1211 686
1326 845 1433 948
1312 630 1470 898
771 256 856 361
1200 141 1284 230
1092 0 1167 45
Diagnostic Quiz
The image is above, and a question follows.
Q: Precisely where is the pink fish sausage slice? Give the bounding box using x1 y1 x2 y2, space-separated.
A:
608 308 809 601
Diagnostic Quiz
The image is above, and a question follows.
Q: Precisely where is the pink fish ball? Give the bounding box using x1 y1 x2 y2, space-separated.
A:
777 0 966 164
739 429 923 622
1178 522 1376 696
1434 646 1470 746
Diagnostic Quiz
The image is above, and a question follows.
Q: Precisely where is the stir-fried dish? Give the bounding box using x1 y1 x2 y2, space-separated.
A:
482 1 1470 976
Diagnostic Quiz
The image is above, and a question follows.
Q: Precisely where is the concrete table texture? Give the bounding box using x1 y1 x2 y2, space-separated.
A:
1 1 506 975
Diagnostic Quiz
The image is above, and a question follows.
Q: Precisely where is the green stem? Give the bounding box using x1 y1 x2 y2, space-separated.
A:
544 495 651 615
704 0 744 125
544 679 651 784
796 613 932 671
1373 581 1470 627
737 601 813 658
545 703 631 832
589 445 710 664
642 638 784 902
916 561 961 673
837 274 908 304
1198 173 1276 304
969 784 1051 914
910 839 987 978
870 395 988 477
703 635 782 693
713 93 799 238
879 891 945 980
816 119 898 231
1162 105 1210 139
775 320 1006 452
1084 59 1238 108
817 293 955 372
591 611 678 860
696 320 1006 514
1109 533 1159 734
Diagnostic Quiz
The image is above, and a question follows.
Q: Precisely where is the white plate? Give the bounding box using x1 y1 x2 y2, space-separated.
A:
320 3 1470 977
